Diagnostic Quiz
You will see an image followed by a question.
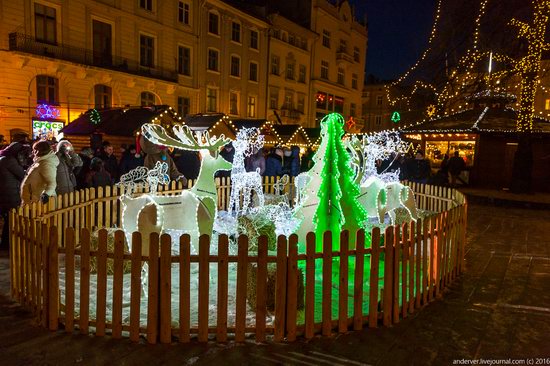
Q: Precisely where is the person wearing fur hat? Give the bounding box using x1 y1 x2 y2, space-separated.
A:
140 135 187 184
55 140 83 195
20 140 59 205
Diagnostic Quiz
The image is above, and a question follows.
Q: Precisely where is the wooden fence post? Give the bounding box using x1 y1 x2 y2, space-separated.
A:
321 231 332 336
274 235 287 342
179 234 191 343
235 235 248 342
198 235 210 342
304 232 316 339
382 227 393 326
368 228 380 328
354 229 366 330
146 233 159 344
159 233 172 344
338 230 349 333
216 235 229 343
285 234 298 342
48 226 59 331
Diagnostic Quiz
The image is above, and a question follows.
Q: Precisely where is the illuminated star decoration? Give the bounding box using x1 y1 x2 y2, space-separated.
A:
35 103 60 119
426 104 437 118
346 116 356 130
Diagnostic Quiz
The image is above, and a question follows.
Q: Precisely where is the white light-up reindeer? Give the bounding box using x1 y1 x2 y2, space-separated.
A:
229 128 265 214
347 133 418 224
119 124 232 254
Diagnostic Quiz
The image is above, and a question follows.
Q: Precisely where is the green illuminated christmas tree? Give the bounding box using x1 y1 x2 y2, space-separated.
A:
294 113 367 251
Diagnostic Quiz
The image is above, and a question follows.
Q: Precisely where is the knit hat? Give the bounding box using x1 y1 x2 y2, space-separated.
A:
33 140 52 157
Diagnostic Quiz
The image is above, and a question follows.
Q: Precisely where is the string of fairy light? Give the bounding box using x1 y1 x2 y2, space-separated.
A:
385 0 550 133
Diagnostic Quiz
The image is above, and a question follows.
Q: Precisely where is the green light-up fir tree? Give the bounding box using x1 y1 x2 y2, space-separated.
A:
294 113 367 251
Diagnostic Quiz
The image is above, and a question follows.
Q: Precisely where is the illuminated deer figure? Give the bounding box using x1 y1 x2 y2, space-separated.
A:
120 124 231 254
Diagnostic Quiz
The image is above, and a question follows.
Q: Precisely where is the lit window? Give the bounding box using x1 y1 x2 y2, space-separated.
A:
178 1 190 24
545 99 550 110
208 12 219 35
231 22 241 43
247 96 256 117
34 3 57 44
230 55 241 77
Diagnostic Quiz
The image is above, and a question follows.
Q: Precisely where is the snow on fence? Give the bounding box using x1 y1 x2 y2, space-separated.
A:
9 178 467 343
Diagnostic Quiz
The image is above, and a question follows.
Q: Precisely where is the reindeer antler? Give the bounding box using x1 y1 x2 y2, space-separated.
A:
142 124 230 151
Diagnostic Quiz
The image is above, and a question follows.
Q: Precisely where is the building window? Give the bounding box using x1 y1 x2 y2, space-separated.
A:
208 12 219 35
36 75 59 105
298 64 306 83
286 62 295 80
207 88 217 112
140 34 155 67
354 47 360 62
231 22 241 43
546 99 550 110
178 1 190 24
208 49 219 71
337 67 345 85
334 97 344 113
92 20 112 65
284 93 293 110
94 85 112 109
375 115 382 125
139 0 153 11
352 74 358 89
177 96 190 116
322 30 330 48
247 96 256 117
350 103 356 117
339 39 347 53
178 46 191 76
321 60 329 80
229 92 239 115
271 55 280 75
230 55 241 77
316 92 327 109
297 94 305 113
250 30 259 49
269 89 278 109
289 34 295 46
141 91 156 106
249 62 258 82
34 3 57 44
376 95 383 106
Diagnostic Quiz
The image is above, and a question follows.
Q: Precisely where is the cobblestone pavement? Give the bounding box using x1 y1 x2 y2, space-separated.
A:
0 203 549 366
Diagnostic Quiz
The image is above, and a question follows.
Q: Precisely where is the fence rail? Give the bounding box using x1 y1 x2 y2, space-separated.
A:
9 178 467 343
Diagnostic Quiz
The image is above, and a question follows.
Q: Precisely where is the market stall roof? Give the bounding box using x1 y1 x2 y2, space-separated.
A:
260 123 312 147
400 107 550 134
230 118 268 130
303 127 321 146
184 113 237 139
62 105 181 136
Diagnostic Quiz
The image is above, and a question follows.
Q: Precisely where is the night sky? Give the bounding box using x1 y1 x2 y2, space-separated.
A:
350 0 437 81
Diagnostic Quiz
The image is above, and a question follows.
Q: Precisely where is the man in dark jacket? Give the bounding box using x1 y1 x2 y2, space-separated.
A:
448 151 466 187
98 141 119 183
56 140 83 195
0 142 30 249
119 145 144 176
265 148 284 177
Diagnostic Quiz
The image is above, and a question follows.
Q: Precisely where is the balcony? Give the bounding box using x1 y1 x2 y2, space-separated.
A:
336 49 354 64
8 32 178 83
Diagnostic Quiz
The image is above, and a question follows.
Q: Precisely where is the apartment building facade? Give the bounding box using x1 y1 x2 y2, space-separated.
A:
0 0 366 140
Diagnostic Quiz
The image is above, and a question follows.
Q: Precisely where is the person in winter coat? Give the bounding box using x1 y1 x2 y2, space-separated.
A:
20 140 59 205
174 149 201 180
140 135 186 184
448 151 466 187
409 150 431 184
264 148 284 177
288 146 301 177
216 143 235 178
119 145 144 176
0 142 31 249
86 157 112 188
97 142 119 183
56 140 83 195
245 148 265 175
76 147 94 190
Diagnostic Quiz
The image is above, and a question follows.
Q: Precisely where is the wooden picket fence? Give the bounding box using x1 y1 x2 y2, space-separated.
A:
9 179 467 343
